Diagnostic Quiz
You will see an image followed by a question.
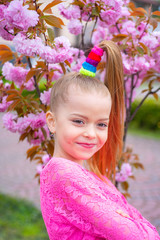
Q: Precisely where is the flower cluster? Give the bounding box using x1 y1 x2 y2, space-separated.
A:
115 163 133 182
68 19 83 35
13 33 71 64
36 154 51 174
4 0 39 31
0 5 14 40
59 0 124 35
0 96 12 112
2 62 35 90
3 112 46 138
0 0 39 40
40 89 51 106
58 4 81 20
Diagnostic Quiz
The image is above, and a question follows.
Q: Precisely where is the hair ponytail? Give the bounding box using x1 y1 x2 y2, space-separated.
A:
88 40 125 182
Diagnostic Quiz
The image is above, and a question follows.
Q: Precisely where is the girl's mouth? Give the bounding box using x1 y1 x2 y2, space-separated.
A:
76 142 96 149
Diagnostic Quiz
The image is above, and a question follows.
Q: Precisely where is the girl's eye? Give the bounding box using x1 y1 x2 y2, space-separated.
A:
98 123 108 128
72 119 84 125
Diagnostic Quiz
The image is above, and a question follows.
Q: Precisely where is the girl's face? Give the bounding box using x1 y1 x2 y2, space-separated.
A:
46 85 111 166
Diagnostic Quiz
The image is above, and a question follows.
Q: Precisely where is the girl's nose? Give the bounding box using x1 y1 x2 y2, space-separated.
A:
83 125 96 139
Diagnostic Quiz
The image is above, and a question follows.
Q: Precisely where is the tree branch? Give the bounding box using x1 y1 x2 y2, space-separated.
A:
27 57 41 99
80 14 91 51
129 87 160 122
90 17 98 42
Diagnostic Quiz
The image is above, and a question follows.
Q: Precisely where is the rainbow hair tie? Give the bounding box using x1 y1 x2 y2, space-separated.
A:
80 45 104 77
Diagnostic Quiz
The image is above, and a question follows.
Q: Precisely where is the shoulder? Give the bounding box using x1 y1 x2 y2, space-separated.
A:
40 157 101 194
42 157 84 174
40 157 88 183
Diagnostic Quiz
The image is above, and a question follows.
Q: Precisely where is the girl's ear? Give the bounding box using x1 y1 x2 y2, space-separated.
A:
46 111 56 134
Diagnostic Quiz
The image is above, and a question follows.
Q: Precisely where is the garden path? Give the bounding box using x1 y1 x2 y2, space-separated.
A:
0 113 160 234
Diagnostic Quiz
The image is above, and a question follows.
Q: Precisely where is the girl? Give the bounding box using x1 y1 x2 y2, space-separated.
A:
40 40 160 239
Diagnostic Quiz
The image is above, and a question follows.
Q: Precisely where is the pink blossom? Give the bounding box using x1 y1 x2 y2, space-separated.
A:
40 89 51 106
71 55 86 72
103 0 123 11
2 61 34 89
13 33 44 57
0 25 14 40
120 6 130 17
54 36 71 50
29 112 46 130
16 112 46 134
86 0 97 3
100 9 119 25
70 48 85 62
2 112 17 133
121 20 137 35
30 126 49 145
4 0 39 31
137 22 146 34
42 154 51 164
53 36 71 62
0 96 12 112
92 26 109 45
81 11 92 21
24 79 35 91
4 82 11 90
68 19 83 35
0 5 6 19
40 46 57 63
122 53 155 75
152 31 160 41
115 163 132 182
36 164 44 174
13 33 72 64
0 5 14 40
141 34 159 50
48 63 63 80
58 4 81 20
16 116 31 134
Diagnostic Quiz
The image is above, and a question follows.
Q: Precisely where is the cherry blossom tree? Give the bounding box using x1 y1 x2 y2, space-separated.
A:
0 0 160 197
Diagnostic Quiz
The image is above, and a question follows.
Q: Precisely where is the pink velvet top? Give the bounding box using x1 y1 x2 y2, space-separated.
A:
40 157 160 240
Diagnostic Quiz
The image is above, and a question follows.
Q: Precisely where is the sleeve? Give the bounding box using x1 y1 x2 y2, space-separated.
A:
49 161 160 240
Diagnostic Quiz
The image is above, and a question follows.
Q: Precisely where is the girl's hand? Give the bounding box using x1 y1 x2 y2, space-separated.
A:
116 209 130 218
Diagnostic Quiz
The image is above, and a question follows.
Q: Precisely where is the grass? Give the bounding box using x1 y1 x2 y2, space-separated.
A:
0 193 48 240
128 127 160 140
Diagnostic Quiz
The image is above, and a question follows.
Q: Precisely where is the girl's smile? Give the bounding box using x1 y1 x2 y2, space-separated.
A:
46 85 111 166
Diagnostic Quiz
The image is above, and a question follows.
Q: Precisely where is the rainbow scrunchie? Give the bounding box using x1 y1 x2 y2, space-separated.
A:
80 45 104 77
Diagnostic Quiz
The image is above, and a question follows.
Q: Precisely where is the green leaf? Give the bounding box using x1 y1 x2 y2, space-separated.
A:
136 46 144 55
47 27 55 42
92 7 99 16
41 15 65 29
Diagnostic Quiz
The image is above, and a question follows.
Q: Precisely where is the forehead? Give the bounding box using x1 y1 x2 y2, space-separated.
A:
62 85 111 117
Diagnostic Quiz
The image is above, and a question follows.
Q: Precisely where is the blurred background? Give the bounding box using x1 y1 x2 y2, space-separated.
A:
0 0 160 239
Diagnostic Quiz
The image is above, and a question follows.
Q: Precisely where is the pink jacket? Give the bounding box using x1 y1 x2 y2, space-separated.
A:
40 157 160 240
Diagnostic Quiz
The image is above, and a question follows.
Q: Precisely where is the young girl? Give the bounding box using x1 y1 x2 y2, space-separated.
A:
40 40 160 240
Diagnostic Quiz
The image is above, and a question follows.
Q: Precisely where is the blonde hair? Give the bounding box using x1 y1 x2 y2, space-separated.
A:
50 72 109 112
50 40 124 184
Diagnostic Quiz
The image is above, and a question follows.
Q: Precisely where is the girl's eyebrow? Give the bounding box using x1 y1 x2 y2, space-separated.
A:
70 113 109 121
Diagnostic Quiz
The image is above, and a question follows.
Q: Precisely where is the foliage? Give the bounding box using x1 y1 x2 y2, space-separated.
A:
130 98 160 131
0 193 48 240
0 0 160 196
